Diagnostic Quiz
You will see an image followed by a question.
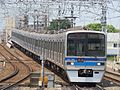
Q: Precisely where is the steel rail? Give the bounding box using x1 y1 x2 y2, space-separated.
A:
0 44 32 90
0 50 19 83
104 70 120 84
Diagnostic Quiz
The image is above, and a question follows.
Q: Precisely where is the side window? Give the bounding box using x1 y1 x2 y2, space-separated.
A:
113 43 117 47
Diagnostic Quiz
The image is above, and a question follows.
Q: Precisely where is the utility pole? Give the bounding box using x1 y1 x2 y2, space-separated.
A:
33 9 40 32
37 15 39 32
33 15 35 30
44 15 47 33
58 5 61 31
39 56 45 90
65 3 76 28
101 0 107 32
71 3 74 28
41 58 45 90
39 41 45 90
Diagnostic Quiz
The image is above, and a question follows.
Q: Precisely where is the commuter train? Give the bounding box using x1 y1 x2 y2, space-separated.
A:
11 29 106 84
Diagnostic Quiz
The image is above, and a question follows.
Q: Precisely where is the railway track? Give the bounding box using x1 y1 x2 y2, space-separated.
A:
8 44 120 89
0 51 19 83
74 85 103 90
0 44 32 90
104 70 120 85
60 84 104 90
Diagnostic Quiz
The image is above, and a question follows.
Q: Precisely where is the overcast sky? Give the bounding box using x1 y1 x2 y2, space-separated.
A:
0 0 120 31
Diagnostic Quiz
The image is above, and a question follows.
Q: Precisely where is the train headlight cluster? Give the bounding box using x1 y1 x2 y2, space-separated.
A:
71 62 74 65
97 62 104 66
66 61 74 65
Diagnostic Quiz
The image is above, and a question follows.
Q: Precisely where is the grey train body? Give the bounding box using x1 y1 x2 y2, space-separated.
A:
11 29 106 84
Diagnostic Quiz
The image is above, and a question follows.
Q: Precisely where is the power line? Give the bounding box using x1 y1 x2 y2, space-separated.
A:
0 0 120 30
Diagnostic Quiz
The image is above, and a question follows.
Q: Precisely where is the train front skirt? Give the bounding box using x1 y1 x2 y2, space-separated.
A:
66 69 104 83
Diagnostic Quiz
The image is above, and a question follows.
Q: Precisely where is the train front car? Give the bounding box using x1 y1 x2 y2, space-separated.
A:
65 30 106 84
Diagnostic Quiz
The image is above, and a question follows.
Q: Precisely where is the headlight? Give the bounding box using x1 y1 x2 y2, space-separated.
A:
66 62 74 65
97 63 101 66
71 62 74 65
97 62 104 66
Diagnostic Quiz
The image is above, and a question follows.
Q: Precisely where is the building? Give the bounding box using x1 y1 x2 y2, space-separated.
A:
107 33 119 56
5 17 16 42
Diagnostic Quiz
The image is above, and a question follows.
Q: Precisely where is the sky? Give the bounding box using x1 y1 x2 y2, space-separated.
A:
0 0 120 31
0 19 5 31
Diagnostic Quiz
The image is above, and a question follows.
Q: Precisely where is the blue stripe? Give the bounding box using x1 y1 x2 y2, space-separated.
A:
74 62 98 66
65 57 106 61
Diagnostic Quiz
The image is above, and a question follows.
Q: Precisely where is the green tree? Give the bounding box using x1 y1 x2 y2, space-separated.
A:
106 25 119 33
86 23 102 31
48 19 71 30
85 23 119 32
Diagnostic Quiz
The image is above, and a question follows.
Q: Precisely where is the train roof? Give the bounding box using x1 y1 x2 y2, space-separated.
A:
12 29 66 41
12 29 106 41
66 30 106 35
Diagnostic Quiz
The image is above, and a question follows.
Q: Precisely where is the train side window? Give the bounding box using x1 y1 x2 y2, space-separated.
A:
31 38 32 44
53 42 55 51
60 42 61 53
46 41 47 50
32 38 34 45
49 41 50 50
48 41 49 50
34 39 36 46
50 41 51 50
63 42 65 54
39 40 41 53
56 42 58 52
35 39 38 47
37 39 39 47
57 42 59 52
47 41 49 50
57 42 59 53
24 36 25 42
58 42 60 53
55 42 57 52
32 39 35 46
28 37 29 43
37 40 39 47
48 41 50 50
41 40 43 48
27 37 29 43
46 41 48 50
43 40 45 49
26 37 27 42
25 36 27 42
38 40 40 47
52 41 53 51
30 38 31 44
39 40 41 47
44 41 46 49
50 41 52 51
60 42 62 53
44 41 47 49
29 38 30 44
56 41 59 52
40 40 42 54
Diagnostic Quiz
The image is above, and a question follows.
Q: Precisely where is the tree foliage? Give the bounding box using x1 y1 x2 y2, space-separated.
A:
85 23 119 33
48 19 71 30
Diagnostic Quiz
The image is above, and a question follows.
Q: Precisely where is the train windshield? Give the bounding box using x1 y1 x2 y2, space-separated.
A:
67 33 105 57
